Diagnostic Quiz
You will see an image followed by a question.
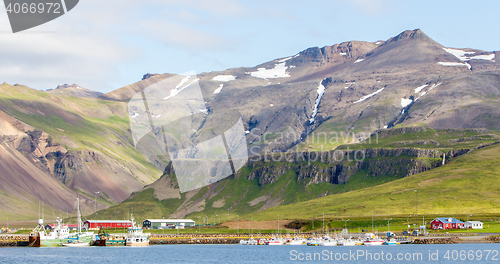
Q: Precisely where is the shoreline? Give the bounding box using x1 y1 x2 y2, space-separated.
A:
0 233 497 247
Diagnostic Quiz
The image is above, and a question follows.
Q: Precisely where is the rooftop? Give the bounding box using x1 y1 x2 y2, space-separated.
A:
144 219 194 223
434 218 464 224
84 220 132 223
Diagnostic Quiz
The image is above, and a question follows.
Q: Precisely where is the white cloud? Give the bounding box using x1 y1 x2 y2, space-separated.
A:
0 0 245 92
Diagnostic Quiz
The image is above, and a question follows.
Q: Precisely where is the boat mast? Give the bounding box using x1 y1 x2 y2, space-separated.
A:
77 197 81 234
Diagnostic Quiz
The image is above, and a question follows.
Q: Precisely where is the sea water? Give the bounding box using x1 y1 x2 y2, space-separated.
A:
1 243 500 263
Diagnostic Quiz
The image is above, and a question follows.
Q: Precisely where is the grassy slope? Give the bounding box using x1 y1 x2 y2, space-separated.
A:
0 84 162 219
0 83 160 184
94 127 500 222
246 142 500 221
298 125 498 152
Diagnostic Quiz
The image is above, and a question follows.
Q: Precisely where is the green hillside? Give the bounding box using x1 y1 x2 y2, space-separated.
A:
94 127 499 222
0 83 161 217
0 83 160 177
246 141 500 221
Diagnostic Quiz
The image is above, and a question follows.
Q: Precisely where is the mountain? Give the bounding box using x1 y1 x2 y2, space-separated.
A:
94 30 500 221
2 29 500 221
0 83 161 219
47 84 103 98
96 126 499 221
103 29 499 153
99 73 175 101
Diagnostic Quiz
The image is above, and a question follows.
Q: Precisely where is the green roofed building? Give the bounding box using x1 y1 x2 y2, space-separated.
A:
142 219 195 229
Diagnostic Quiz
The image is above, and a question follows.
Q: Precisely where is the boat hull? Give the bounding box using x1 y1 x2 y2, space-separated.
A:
126 241 149 247
364 241 384 246
62 242 89 247
28 235 41 247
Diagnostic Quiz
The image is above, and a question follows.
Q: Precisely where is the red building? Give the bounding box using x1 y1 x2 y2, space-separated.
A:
430 218 465 230
84 220 133 230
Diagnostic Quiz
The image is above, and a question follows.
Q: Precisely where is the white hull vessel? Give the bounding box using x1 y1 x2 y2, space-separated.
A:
126 214 150 247
320 240 337 246
62 241 90 247
364 233 384 246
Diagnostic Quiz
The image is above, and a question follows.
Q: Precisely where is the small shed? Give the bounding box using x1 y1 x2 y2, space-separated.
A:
465 221 483 229
142 219 195 229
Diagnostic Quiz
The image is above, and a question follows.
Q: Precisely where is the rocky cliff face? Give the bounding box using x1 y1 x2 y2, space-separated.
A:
242 148 443 187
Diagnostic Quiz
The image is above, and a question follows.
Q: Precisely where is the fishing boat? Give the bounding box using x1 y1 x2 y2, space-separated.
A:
28 198 93 247
319 236 337 246
306 238 321 246
28 218 70 247
125 215 149 247
384 238 399 245
239 237 258 245
67 197 94 246
287 237 306 245
266 237 285 245
355 239 364 246
363 233 384 246
62 241 90 247
338 238 357 246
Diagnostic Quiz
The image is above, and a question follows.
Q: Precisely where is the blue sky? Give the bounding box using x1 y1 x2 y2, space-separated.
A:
0 0 499 93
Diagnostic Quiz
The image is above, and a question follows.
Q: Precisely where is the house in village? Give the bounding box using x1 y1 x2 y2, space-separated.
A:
430 217 465 230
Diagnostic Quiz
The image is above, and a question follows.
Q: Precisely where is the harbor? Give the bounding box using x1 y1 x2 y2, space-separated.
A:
1 232 498 247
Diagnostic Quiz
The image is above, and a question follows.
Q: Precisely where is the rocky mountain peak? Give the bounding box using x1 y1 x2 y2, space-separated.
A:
54 83 81 90
387 28 432 43
47 83 103 98
142 73 159 80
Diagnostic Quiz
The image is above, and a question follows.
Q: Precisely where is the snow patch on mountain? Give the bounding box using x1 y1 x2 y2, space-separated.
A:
401 98 412 107
213 84 223 94
415 84 428 93
414 83 442 102
470 54 495 61
443 48 495 62
437 62 471 70
212 75 236 82
443 48 475 61
176 76 190 89
164 78 199 100
309 81 326 123
354 88 384 104
249 62 291 79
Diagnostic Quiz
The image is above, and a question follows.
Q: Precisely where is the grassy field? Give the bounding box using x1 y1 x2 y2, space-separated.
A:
341 128 499 152
242 142 500 221
95 125 500 223
297 125 499 153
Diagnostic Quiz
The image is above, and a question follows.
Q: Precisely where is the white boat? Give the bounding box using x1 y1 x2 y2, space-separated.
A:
320 236 338 246
28 198 92 247
287 237 306 245
338 239 357 246
384 238 399 245
125 214 150 247
266 237 285 245
239 237 257 245
307 238 321 246
363 233 384 246
62 241 90 247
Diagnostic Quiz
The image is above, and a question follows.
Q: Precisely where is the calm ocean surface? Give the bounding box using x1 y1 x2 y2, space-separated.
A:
1 244 500 263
